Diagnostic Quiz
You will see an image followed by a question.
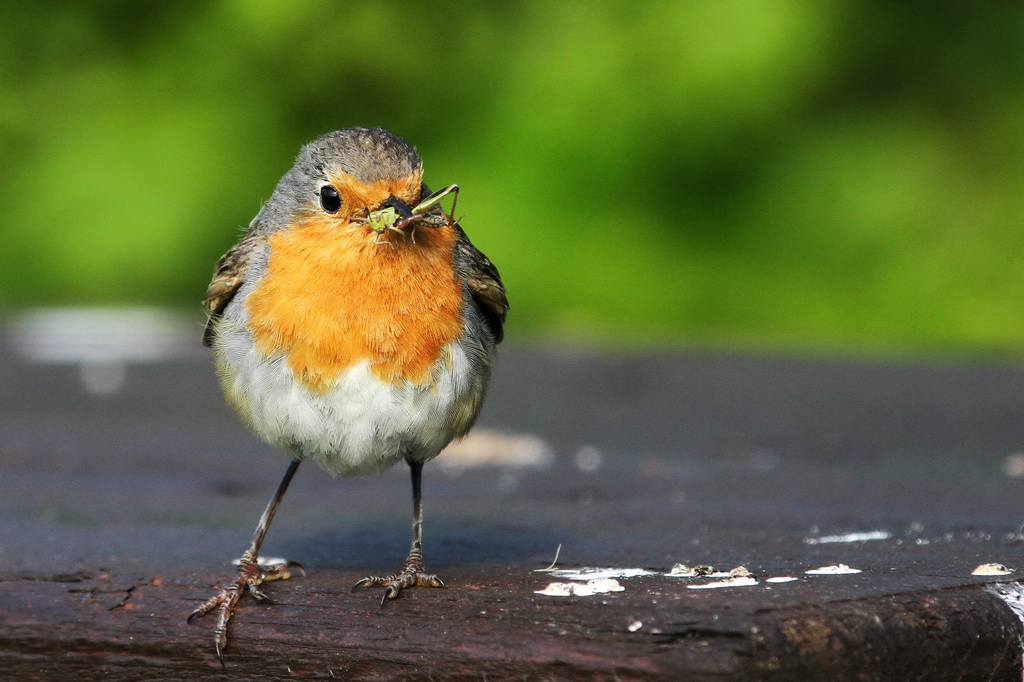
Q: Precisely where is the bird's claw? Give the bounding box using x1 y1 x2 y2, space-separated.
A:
352 569 444 606
188 556 302 666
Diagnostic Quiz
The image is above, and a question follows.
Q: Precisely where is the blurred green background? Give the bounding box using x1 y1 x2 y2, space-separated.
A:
1 1 1021 354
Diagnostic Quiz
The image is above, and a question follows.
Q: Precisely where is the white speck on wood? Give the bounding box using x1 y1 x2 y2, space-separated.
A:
805 564 862 575
805 531 891 544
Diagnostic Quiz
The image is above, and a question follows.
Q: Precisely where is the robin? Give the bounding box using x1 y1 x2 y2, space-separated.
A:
187 127 508 663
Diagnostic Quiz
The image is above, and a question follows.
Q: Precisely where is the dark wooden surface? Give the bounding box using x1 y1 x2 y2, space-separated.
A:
2 318 1024 679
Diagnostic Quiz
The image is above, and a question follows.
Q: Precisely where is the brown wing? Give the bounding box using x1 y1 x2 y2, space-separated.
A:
202 232 264 347
453 224 508 344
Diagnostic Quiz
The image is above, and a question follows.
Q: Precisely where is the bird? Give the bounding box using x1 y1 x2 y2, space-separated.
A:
187 127 508 664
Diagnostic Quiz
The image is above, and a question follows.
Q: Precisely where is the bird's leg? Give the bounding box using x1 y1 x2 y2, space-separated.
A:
352 459 444 605
188 459 303 665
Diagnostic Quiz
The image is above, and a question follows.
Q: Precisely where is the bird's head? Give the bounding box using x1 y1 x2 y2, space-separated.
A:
257 127 449 243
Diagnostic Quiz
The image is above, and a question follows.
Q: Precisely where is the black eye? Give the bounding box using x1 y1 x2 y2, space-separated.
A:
319 185 341 213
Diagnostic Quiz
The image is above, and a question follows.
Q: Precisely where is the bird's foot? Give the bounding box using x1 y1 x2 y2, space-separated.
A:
352 553 444 606
188 555 304 665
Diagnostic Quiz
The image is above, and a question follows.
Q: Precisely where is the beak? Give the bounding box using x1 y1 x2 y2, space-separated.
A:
379 195 413 221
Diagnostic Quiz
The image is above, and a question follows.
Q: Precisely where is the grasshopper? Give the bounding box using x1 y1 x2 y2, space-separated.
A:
353 184 460 246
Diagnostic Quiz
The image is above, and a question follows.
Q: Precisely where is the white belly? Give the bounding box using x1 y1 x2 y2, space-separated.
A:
212 316 489 477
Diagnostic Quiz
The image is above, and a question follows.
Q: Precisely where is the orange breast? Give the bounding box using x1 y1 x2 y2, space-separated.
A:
245 217 464 393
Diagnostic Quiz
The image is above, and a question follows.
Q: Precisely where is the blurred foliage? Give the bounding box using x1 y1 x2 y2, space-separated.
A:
0 1 1022 354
